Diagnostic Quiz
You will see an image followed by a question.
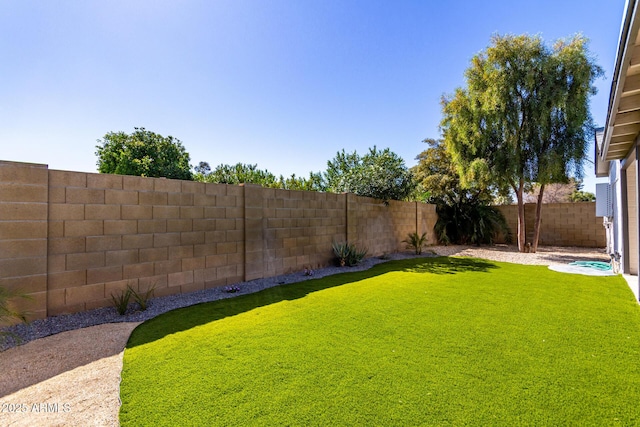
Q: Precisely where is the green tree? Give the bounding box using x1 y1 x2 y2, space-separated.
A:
195 162 279 187
441 34 603 252
277 172 324 191
412 138 510 245
194 162 325 192
324 146 416 202
570 180 596 202
96 127 193 180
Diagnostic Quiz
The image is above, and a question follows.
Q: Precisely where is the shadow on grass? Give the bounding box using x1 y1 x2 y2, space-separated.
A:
403 256 500 274
126 256 499 349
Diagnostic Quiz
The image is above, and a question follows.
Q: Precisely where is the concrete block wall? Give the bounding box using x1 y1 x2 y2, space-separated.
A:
417 203 438 246
46 170 245 316
347 196 439 255
0 162 48 320
347 194 397 255
495 202 605 247
250 187 346 279
0 160 438 319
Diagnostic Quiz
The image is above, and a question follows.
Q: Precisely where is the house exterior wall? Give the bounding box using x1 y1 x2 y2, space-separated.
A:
626 158 638 275
0 160 438 320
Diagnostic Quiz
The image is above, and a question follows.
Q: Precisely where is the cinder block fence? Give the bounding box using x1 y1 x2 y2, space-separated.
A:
0 160 437 320
495 203 605 247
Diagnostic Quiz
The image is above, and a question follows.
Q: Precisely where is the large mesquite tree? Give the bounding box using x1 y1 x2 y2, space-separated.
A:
441 34 602 252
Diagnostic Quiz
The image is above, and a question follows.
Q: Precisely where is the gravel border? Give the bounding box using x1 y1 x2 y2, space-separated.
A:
1 253 431 352
1 244 610 352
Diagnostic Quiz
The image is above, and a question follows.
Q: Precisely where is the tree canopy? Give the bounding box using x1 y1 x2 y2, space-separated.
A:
194 162 279 186
193 162 324 191
96 127 193 180
412 138 510 244
441 34 603 251
323 147 416 202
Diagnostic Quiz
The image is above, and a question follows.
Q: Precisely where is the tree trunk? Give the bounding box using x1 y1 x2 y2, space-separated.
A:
532 183 545 253
515 179 526 252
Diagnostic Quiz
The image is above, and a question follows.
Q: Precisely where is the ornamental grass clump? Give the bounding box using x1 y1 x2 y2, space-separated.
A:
131 285 155 311
111 287 133 315
112 284 156 315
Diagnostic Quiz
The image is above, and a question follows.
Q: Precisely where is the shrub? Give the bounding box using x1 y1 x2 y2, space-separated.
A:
435 203 511 245
403 232 428 254
332 242 368 267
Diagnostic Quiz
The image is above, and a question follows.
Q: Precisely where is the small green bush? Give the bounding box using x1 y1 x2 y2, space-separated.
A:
403 232 428 254
332 242 368 267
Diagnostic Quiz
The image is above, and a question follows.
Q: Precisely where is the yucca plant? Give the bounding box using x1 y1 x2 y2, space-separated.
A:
403 232 428 254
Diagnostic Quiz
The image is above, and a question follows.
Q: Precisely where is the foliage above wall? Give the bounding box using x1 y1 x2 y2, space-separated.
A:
193 162 324 191
96 127 193 180
323 146 416 202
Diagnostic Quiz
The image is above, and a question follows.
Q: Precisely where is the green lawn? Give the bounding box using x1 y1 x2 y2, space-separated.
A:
119 257 640 426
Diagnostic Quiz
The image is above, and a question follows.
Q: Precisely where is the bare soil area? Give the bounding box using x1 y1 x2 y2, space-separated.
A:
0 245 608 426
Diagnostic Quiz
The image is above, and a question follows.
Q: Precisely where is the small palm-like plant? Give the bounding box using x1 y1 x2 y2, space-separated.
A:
403 232 428 255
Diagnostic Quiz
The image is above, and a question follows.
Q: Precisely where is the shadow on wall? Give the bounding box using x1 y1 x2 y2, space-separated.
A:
126 256 499 349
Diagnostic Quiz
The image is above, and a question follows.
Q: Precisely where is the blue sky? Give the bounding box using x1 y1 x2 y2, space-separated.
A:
0 0 626 192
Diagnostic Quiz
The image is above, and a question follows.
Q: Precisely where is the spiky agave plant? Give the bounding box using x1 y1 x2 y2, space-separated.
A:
332 242 368 267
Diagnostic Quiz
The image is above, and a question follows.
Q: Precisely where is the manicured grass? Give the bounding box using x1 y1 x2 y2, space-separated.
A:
119 257 640 426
